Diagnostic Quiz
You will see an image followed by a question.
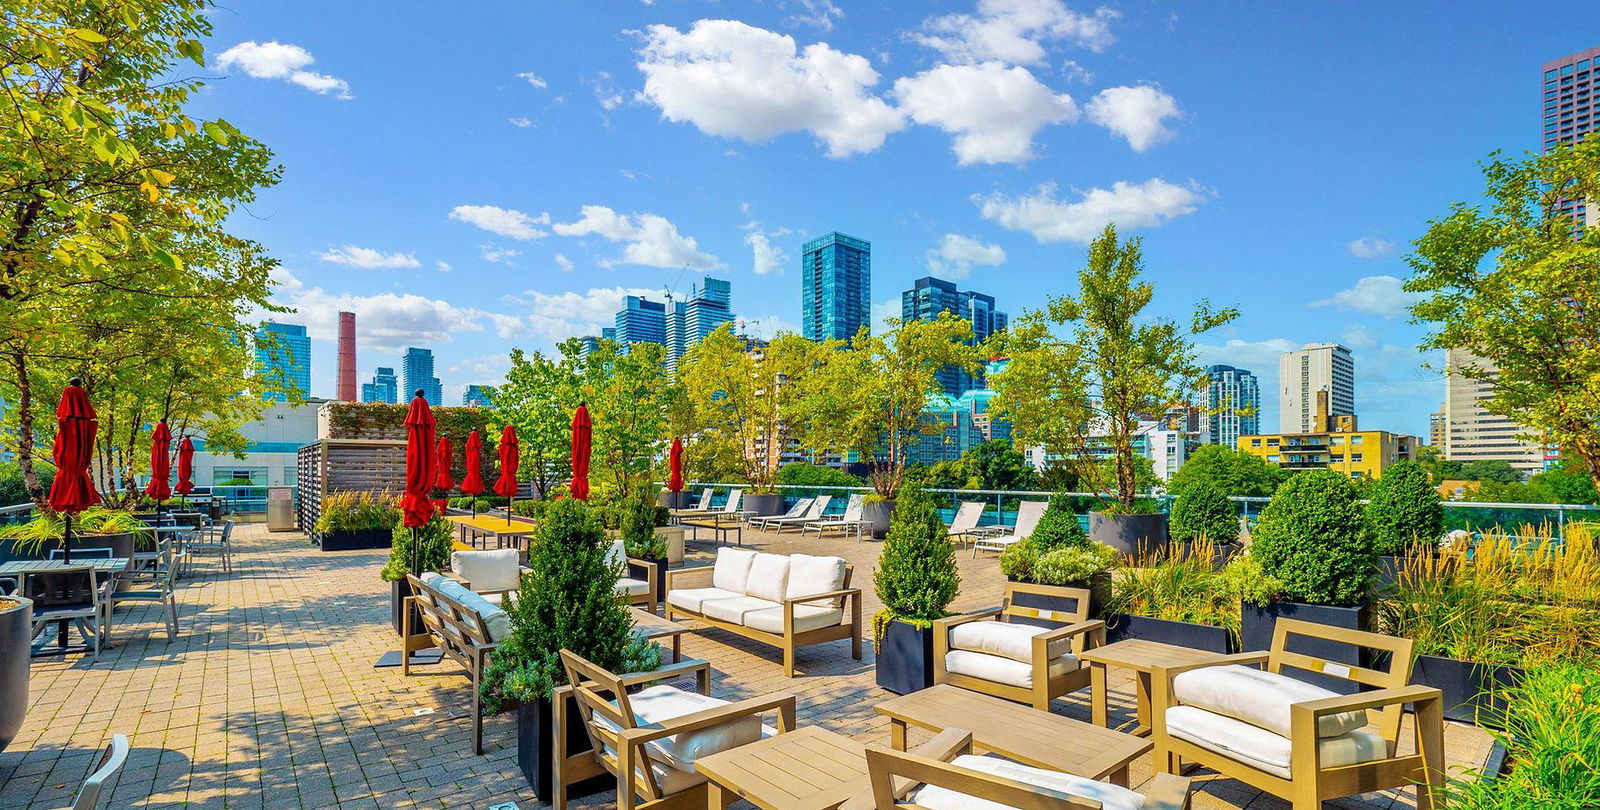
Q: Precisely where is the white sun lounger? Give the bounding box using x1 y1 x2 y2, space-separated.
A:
972 500 1048 556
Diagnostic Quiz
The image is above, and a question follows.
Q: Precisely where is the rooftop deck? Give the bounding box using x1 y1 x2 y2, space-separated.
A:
0 523 1493 809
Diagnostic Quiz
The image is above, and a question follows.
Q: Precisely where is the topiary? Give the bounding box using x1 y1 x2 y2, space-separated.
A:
481 499 658 713
1250 470 1374 606
1364 461 1444 557
380 513 453 582
873 484 960 644
1169 481 1239 544
1029 493 1089 552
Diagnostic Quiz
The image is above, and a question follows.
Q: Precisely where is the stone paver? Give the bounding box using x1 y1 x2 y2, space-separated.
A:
0 523 1491 809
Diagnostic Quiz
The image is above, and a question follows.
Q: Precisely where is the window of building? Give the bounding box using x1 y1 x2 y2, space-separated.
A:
1351 453 1364 463
1251 438 1261 447
1267 455 1279 463
214 468 266 486
1351 435 1365 445
1267 438 1280 447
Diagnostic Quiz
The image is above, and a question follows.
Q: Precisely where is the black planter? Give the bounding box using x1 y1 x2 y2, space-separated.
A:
319 528 393 551
1105 614 1236 654
629 554 668 608
1411 654 1522 728
1004 574 1104 627
0 596 31 752
1089 512 1168 557
862 500 896 539
875 619 935 695
391 578 422 638
518 694 612 804
1240 600 1370 694
657 491 691 510
743 493 785 517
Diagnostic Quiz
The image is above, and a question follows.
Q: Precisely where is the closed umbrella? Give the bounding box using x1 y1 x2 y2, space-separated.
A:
461 429 485 518
47 378 100 564
400 390 436 575
174 436 195 508
493 424 519 525
434 436 455 493
146 420 172 510
569 404 592 501
668 437 685 497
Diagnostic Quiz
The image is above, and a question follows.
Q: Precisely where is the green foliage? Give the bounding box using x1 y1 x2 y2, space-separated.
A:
1169 482 1239 544
1250 470 1374 606
1029 493 1089 551
0 461 53 507
676 328 815 492
1441 663 1600 809
1030 543 1117 586
380 514 453 583
510 499 548 519
447 496 507 510
481 500 651 712
488 348 578 498
873 485 960 638
1218 553 1284 608
1110 539 1272 642
315 491 400 535
1363 461 1444 555
775 462 863 489
961 440 1039 491
2 506 151 556
1168 445 1287 498
619 488 666 554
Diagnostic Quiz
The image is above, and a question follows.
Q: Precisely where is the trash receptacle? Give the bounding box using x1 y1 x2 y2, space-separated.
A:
266 486 295 532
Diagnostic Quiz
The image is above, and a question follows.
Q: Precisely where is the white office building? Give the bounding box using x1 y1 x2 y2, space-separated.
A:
1279 343 1355 434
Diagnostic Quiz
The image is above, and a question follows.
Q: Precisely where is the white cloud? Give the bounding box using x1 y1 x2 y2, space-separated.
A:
515 71 548 89
911 0 1119 66
215 41 351 99
1086 85 1182 151
592 72 623 110
1346 237 1396 259
870 298 902 331
269 268 525 350
789 0 844 30
505 286 662 344
315 245 420 269
509 116 533 128
554 253 574 272
436 261 453 272
1194 336 1299 375
1059 60 1093 84
448 205 550 240
894 62 1076 165
741 314 803 340
635 19 905 158
479 245 522 264
977 179 1208 243
1309 275 1417 319
745 231 788 275
926 233 1006 280
553 205 720 269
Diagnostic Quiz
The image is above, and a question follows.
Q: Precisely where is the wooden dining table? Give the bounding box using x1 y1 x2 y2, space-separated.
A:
1 558 129 656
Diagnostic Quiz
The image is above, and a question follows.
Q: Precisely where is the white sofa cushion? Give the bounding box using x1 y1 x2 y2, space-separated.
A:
742 604 845 635
616 577 651 597
785 554 847 604
910 754 1145 810
702 596 781 626
593 684 762 772
712 548 758 594
948 621 1063 664
451 548 521 592
1173 664 1368 739
944 650 1078 689
418 572 511 643
666 587 743 614
744 553 791 603
1165 705 1387 780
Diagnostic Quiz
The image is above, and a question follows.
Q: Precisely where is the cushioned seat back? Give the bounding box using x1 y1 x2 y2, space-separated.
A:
785 554 848 606
948 620 1051 663
744 554 791 603
451 548 521 592
711 547 758 595
948 501 983 532
416 571 511 643
1174 664 1368 739
904 753 1145 810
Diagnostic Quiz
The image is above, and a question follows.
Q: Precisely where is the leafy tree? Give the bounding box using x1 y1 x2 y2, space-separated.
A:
1364 461 1445 555
1169 481 1239 544
380 514 452 583
873 484 960 635
1406 137 1600 491
991 226 1236 512
1250 470 1374 606
1457 459 1522 484
1168 444 1287 498
1532 460 1599 504
0 461 53 508
1413 445 1464 483
676 326 815 492
790 312 980 496
1029 493 1089 551
962 440 1038 491
774 461 862 488
489 348 578 498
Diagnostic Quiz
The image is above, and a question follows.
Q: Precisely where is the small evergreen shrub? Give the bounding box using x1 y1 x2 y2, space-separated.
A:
1169 482 1239 544
873 484 960 642
1364 461 1444 556
1031 543 1117 586
998 539 1038 581
1250 470 1374 605
1029 493 1089 551
380 514 453 582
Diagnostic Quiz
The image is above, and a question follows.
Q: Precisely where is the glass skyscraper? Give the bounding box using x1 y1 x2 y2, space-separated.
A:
463 384 493 407
665 276 734 371
1543 47 1598 227
254 322 310 401
577 327 616 360
402 347 443 405
1199 364 1261 447
901 276 1008 395
614 296 667 355
801 232 871 342
360 366 398 404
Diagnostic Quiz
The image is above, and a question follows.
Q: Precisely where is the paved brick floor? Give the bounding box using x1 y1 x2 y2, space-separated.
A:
0 523 1491 809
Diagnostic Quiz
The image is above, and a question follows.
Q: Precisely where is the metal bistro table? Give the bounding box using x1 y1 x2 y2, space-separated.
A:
0 558 128 657
137 524 195 570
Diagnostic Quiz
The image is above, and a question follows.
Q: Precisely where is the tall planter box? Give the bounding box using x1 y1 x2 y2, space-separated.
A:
1106 614 1236 654
743 493 786 517
1411 654 1522 728
862 500 896 539
658 526 686 565
0 596 31 753
629 555 668 608
390 578 421 638
319 528 392 551
1240 600 1370 694
1089 512 1168 557
657 490 691 510
518 692 612 804
875 619 935 695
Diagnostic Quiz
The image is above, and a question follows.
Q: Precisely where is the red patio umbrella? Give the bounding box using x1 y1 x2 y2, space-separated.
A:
569 403 592 501
493 424 519 525
400 390 436 574
174 436 195 506
47 379 100 564
668 436 685 496
145 420 172 508
461 429 485 517
434 436 455 493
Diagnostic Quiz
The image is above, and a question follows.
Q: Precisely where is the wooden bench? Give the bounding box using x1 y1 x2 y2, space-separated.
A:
403 572 506 754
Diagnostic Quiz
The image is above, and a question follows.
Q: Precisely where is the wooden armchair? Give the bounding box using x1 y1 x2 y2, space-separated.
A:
857 728 1193 810
555 650 798 810
933 582 1104 711
1150 618 1445 810
403 573 507 754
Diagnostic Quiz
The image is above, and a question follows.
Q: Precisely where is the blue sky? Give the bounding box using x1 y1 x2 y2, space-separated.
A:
194 0 1592 437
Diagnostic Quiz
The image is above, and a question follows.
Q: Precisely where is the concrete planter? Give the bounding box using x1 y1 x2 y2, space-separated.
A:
862 500 896 539
319 528 392 551
0 596 31 752
743 493 785 517
1241 599 1371 693
1089 512 1168 557
875 619 935 695
657 490 692 510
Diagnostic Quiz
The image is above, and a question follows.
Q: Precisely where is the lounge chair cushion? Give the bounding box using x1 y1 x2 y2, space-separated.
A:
1172 664 1368 739
943 649 1079 689
701 596 781 626
606 539 628 571
616 577 651 597
418 572 511 643
948 620 1063 664
910 753 1145 810
1165 705 1388 780
785 554 847 604
598 684 762 772
742 604 845 634
666 587 743 614
711 548 758 594
451 548 522 593
744 553 791 603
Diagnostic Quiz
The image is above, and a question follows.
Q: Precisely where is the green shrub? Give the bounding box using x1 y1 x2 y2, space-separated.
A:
620 488 668 558
1364 461 1444 556
380 514 453 582
316 491 400 535
1442 663 1600 809
1031 543 1116 586
480 500 658 712
1169 481 1238 544
999 539 1038 581
0 460 53 506
1250 470 1374 605
510 498 547 519
1029 493 1088 551
873 484 960 641
776 461 863 488
2 506 152 555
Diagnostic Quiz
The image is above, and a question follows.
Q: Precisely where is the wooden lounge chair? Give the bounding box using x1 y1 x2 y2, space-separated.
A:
972 501 1046 557
403 572 511 754
803 493 870 540
1150 618 1445 810
554 649 798 810
933 581 1103 711
859 728 1194 810
748 497 814 530
761 495 832 533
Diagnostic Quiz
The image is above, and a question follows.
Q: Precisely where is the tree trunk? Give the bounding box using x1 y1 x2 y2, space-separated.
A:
8 352 44 504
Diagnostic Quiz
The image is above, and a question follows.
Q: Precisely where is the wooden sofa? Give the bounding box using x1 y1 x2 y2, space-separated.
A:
932 581 1104 711
664 547 861 677
403 572 512 754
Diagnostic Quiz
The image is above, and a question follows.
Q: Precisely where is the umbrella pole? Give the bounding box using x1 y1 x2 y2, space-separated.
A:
62 512 72 565
410 527 420 577
507 495 513 525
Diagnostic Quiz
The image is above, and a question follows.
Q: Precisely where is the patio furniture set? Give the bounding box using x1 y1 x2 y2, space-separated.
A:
672 488 875 544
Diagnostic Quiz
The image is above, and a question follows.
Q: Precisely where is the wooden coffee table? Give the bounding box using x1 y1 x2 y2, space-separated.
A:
630 606 688 662
694 725 870 810
1079 638 1232 737
873 684 1149 787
